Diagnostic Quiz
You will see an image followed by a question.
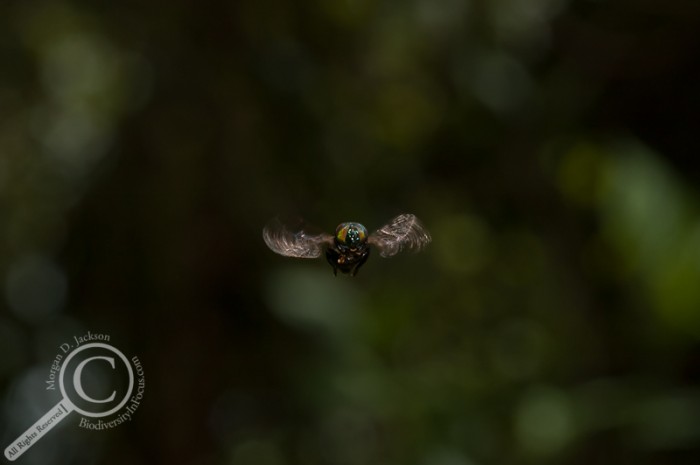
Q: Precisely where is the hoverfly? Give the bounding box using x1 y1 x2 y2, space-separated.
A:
262 214 431 276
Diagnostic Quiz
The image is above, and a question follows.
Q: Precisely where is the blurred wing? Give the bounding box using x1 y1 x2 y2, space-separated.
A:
368 214 432 257
262 218 333 258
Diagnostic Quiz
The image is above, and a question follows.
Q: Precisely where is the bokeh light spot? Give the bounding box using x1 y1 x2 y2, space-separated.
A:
229 439 285 465
5 254 67 324
469 52 533 115
556 142 604 207
265 267 363 334
434 214 491 274
514 386 575 456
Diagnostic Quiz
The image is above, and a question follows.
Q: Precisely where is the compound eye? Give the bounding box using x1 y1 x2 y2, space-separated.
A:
336 225 349 244
336 223 367 247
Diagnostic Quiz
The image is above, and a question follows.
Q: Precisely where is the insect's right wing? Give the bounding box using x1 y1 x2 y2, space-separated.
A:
262 218 334 258
368 213 432 258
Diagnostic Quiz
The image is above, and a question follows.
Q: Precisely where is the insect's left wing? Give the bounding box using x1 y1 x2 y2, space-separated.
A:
368 213 432 258
263 218 334 258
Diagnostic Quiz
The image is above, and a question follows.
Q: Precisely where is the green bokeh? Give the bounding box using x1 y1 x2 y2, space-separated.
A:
2 1 700 464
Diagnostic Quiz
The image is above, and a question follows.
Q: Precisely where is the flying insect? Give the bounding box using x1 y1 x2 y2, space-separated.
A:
262 213 431 276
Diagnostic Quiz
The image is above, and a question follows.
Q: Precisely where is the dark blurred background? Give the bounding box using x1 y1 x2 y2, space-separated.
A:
2 0 700 464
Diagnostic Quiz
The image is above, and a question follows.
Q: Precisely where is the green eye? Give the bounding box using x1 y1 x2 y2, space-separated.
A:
336 223 367 248
336 226 348 243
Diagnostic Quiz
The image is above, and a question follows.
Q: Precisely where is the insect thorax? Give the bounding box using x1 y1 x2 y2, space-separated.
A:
326 244 370 276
